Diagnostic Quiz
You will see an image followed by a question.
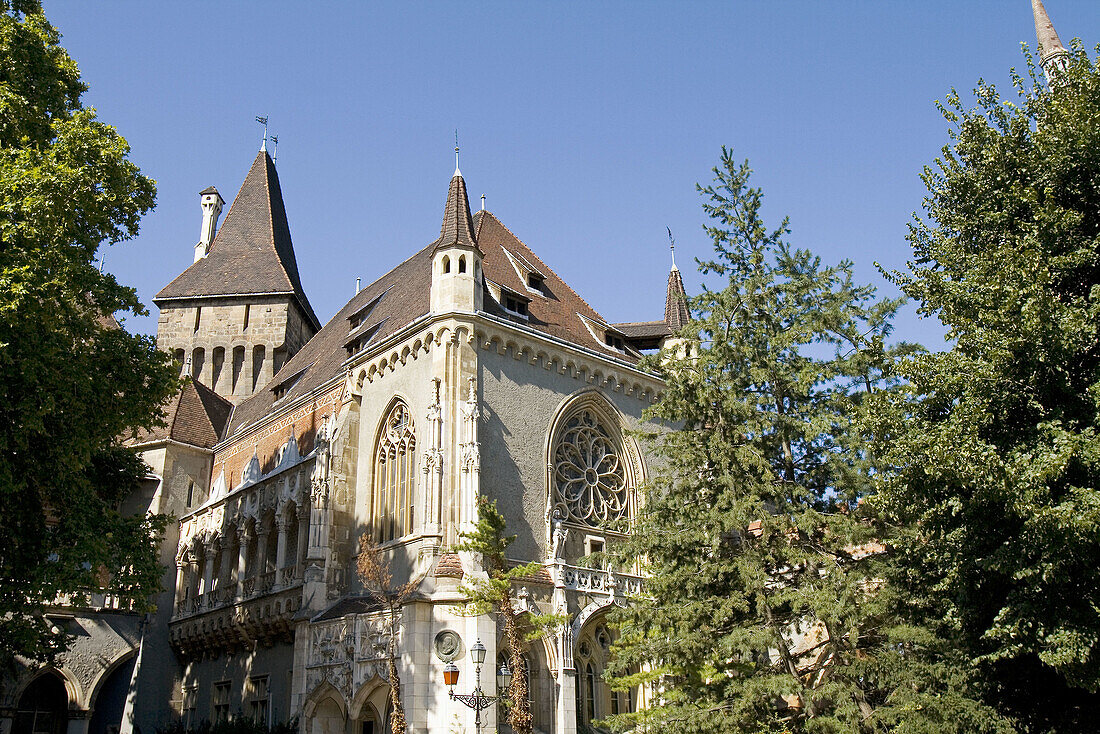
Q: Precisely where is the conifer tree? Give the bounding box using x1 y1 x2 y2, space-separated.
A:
0 0 177 664
606 149 1007 734
874 45 1100 732
456 499 559 734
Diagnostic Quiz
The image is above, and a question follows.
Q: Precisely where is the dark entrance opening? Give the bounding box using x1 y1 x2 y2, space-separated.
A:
14 673 69 734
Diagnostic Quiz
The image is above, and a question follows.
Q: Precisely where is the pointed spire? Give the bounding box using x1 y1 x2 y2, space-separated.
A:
155 149 321 331
434 169 480 252
665 227 688 330
454 130 462 177
1032 0 1070 81
665 262 690 333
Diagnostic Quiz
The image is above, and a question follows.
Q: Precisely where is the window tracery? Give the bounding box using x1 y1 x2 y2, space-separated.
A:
372 401 416 543
552 408 629 527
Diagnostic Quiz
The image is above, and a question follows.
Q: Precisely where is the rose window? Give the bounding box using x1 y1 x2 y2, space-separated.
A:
553 409 628 526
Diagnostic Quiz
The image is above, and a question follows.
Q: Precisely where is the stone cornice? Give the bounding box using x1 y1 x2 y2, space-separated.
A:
348 310 665 403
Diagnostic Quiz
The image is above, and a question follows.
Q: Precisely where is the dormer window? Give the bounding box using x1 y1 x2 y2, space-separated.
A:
269 364 309 402
577 313 629 354
347 291 385 332
504 295 528 316
502 248 548 296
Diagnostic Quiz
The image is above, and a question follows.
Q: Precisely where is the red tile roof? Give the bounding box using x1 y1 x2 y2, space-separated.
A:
224 173 644 436
129 378 232 449
154 151 320 331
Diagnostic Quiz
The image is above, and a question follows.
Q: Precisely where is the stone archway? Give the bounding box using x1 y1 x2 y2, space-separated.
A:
13 673 69 734
303 682 346 734
88 655 136 734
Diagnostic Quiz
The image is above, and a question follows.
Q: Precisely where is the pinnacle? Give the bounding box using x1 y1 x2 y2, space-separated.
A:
435 170 480 252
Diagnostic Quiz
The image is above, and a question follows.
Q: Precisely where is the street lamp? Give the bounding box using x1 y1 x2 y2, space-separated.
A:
444 638 512 734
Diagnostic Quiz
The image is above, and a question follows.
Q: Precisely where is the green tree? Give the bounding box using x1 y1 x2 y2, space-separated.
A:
0 0 177 665
874 44 1100 731
456 499 559 734
606 149 1007 734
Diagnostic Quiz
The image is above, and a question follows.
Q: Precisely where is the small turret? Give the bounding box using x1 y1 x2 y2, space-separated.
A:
429 169 483 314
194 186 225 262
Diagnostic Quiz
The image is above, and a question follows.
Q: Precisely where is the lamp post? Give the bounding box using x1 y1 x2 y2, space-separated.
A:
444 639 513 734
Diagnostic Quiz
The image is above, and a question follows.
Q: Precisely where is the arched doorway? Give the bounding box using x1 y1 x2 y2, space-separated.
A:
89 656 136 734
14 673 69 734
574 616 637 731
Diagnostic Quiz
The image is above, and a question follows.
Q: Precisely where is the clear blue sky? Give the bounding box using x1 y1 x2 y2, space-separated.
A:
46 1 1100 348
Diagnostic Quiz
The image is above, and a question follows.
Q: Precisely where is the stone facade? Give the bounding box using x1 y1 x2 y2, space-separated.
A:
157 295 315 403
1 151 672 734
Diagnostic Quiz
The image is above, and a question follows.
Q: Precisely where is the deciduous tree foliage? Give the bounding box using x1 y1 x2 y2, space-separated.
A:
875 45 1100 732
0 0 177 665
606 149 1007 734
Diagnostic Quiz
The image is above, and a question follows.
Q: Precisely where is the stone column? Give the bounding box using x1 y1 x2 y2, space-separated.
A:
187 554 200 610
0 708 15 734
236 527 251 596
213 347 233 397
173 562 187 613
554 587 576 734
261 342 275 390
274 516 289 588
201 547 215 607
255 528 270 590
296 504 310 568
217 535 234 603
65 711 90 734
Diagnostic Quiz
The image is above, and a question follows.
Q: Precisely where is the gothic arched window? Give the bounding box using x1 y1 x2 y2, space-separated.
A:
552 406 631 527
585 662 597 722
372 401 416 543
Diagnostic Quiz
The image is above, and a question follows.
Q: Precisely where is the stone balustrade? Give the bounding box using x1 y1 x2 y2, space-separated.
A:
560 564 644 597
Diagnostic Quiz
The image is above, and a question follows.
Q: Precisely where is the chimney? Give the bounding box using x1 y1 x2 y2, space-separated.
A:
195 185 225 262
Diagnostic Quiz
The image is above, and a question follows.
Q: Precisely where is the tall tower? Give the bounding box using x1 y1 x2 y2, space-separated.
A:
1033 0 1070 82
154 149 321 404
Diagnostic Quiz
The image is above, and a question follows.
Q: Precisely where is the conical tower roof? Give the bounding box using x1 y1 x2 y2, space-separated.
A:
433 171 481 253
664 264 690 332
1032 0 1069 67
155 150 321 330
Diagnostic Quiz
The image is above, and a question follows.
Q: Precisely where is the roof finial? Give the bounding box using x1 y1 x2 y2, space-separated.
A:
256 115 269 152
454 129 461 177
270 134 279 164
667 227 678 271
480 193 486 211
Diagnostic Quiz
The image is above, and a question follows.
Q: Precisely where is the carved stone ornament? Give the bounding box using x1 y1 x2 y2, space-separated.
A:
434 630 462 662
553 409 628 526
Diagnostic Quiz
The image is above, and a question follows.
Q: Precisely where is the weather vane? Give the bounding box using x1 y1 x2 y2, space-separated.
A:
454 129 460 173
256 115 269 150
667 227 677 269
270 134 279 163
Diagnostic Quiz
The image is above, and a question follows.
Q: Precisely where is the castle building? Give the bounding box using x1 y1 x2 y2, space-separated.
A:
0 138 686 734
0 5 1072 733
147 145 682 734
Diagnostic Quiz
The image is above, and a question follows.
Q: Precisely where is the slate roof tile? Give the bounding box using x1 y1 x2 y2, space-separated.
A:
225 173 642 436
154 151 320 331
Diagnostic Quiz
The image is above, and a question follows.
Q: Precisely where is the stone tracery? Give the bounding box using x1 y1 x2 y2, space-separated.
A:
552 409 628 527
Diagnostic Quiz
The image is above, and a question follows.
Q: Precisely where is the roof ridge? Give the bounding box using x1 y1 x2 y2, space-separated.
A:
477 210 608 323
